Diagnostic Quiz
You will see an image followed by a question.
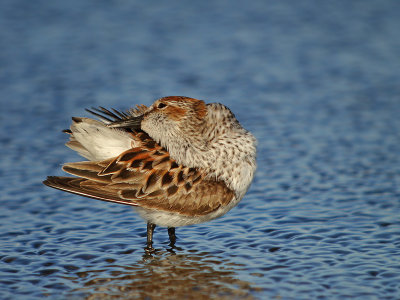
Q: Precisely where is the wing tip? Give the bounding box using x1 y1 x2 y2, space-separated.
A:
43 176 57 187
42 176 138 207
43 176 72 191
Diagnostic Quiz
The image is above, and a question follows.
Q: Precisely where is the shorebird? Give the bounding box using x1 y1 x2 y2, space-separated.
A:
43 96 257 250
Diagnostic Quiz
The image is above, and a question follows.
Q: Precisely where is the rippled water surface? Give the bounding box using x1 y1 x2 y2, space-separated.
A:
1 0 400 299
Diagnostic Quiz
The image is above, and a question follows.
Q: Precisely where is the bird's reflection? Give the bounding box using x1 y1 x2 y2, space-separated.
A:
68 248 261 299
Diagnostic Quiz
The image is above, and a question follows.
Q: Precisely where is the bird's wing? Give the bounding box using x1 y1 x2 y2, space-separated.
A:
85 105 148 123
43 176 136 206
44 142 234 216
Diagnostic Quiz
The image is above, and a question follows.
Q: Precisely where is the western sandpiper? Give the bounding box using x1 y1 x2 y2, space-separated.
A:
43 96 257 250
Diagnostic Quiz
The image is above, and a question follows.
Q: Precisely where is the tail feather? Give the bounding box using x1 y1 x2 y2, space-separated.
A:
65 118 134 161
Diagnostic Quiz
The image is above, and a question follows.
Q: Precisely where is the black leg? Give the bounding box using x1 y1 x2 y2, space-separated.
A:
168 227 176 246
146 222 156 251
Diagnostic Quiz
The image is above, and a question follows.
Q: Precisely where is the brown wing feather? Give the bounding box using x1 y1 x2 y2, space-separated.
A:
45 133 234 216
125 180 234 216
43 176 137 206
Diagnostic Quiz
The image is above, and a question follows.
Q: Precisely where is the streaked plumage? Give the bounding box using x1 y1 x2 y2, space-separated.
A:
43 96 257 249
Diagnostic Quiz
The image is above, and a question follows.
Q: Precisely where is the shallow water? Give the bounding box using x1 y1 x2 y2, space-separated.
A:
1 0 400 299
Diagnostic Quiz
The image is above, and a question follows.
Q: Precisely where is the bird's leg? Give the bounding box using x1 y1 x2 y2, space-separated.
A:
168 227 176 246
146 222 156 251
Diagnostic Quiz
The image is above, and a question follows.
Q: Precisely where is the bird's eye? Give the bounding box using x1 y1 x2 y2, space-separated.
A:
157 103 167 109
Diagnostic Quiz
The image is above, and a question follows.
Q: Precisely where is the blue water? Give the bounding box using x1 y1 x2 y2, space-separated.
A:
1 0 400 299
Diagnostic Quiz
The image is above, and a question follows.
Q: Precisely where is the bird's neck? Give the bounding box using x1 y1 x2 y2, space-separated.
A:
165 121 257 197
